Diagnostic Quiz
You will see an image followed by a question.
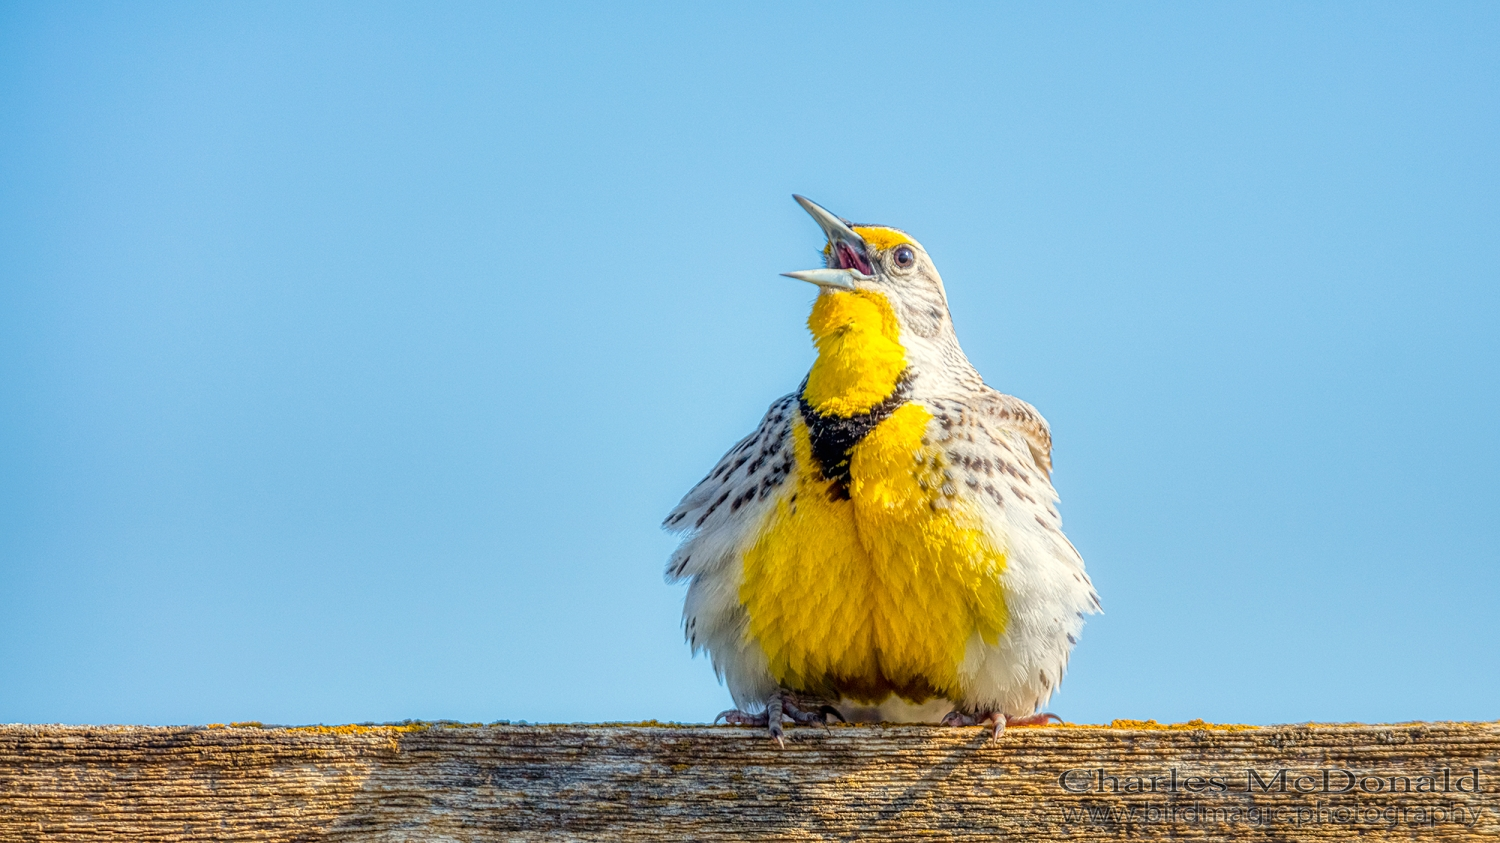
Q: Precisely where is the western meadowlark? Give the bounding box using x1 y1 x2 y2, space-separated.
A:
664 196 1100 742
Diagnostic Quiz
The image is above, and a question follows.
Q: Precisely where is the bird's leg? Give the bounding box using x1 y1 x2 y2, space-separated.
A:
715 691 845 747
766 694 786 747
941 709 1062 739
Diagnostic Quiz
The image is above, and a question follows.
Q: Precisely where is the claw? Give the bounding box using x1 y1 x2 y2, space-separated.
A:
940 710 976 727
714 709 768 727
1007 712 1062 727
816 704 846 731
781 699 841 726
941 710 1063 739
791 703 846 733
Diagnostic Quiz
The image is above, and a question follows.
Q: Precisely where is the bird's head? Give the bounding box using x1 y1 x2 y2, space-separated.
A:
782 195 977 415
783 195 954 342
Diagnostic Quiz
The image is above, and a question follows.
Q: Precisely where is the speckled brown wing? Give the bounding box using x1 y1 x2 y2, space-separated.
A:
970 387 1054 478
662 394 797 583
924 386 1097 595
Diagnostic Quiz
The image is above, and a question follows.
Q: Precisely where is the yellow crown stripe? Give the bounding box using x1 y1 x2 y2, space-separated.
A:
851 226 913 251
819 226 914 258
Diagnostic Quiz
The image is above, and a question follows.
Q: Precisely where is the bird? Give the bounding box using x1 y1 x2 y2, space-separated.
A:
663 195 1100 743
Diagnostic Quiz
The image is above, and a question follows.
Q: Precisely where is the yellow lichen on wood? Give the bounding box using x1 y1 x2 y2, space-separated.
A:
1104 718 1261 731
285 723 431 735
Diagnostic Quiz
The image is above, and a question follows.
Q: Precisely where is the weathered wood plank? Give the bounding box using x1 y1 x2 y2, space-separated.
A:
2 721 1497 841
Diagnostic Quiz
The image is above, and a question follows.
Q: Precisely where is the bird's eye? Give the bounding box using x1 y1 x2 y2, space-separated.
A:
893 246 916 268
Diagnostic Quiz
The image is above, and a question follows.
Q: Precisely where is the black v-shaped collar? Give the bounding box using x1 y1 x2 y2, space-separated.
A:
797 370 913 501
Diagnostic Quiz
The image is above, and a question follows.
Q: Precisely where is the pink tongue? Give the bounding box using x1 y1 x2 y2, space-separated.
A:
836 242 872 275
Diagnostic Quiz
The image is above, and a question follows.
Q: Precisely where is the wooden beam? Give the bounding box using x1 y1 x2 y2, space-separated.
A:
2 721 1497 840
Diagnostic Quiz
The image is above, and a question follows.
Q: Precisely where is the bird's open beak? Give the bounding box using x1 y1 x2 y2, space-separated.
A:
781 195 875 291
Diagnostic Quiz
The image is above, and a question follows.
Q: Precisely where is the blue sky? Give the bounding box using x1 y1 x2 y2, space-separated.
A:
2 2 1496 727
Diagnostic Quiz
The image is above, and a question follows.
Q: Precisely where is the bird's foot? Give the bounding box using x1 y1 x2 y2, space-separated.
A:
1007 712 1064 727
715 691 845 748
941 709 1062 739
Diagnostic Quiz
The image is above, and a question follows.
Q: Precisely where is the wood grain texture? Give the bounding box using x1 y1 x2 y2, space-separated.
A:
2 721 1498 841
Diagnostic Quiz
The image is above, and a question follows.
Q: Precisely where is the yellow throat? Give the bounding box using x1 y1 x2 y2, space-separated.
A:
738 288 1010 704
802 290 907 417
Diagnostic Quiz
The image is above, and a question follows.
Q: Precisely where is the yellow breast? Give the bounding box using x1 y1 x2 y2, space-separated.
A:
738 289 1009 703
